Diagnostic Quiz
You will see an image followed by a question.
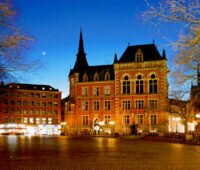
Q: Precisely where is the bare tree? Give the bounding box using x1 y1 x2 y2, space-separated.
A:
142 0 200 85
166 90 193 133
0 0 39 81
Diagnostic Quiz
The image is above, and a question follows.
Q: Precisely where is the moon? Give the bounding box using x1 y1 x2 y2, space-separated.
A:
42 51 46 56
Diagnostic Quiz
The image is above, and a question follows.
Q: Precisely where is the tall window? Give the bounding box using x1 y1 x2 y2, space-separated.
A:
94 101 100 111
149 100 157 109
105 115 111 124
83 74 88 82
123 115 130 125
94 73 99 81
135 100 144 109
104 101 111 110
82 116 89 125
82 87 88 96
122 100 131 110
122 76 130 94
135 49 143 62
104 86 111 95
136 75 144 94
93 87 100 96
150 115 157 125
82 101 89 111
137 115 144 125
105 72 110 80
149 74 158 93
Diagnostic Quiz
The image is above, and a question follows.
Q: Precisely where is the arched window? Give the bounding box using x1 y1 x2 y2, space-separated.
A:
94 72 99 81
136 75 144 94
149 74 158 93
105 72 110 81
135 48 143 62
83 74 88 82
122 76 130 94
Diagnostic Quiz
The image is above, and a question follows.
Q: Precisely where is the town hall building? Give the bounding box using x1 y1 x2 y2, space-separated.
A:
64 31 168 135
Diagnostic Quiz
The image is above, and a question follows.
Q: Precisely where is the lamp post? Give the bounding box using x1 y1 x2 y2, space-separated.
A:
172 117 181 133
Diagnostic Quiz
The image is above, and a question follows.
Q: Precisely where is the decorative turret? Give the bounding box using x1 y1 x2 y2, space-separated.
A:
162 49 166 60
113 53 118 64
73 30 88 72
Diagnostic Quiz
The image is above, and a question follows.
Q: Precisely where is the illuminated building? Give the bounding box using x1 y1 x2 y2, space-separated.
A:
65 31 168 135
0 82 61 135
190 64 200 131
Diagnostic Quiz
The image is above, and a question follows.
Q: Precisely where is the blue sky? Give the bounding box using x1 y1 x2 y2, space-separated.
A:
14 0 179 98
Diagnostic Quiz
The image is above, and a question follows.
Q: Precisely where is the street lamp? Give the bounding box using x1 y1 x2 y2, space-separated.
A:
172 117 181 133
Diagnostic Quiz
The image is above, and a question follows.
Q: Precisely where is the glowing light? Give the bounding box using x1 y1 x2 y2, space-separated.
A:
109 121 115 125
99 121 105 125
196 113 200 118
6 124 17 128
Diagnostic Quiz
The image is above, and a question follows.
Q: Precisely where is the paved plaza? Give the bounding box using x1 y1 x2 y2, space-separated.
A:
0 135 200 170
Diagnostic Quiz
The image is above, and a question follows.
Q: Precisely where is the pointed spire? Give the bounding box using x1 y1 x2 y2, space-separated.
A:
78 29 85 55
113 53 118 63
73 30 88 72
162 49 166 59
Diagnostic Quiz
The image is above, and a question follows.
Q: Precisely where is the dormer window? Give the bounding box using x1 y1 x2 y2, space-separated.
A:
94 72 99 81
105 72 110 81
135 48 143 62
83 73 88 82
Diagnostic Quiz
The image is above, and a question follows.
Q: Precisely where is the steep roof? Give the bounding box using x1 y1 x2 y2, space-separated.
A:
118 44 165 63
78 64 114 82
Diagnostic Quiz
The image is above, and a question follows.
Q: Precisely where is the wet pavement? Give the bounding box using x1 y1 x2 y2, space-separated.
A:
0 135 200 170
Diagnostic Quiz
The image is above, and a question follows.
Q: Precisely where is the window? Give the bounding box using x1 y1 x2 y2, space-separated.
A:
30 101 34 106
54 110 58 115
42 118 46 124
94 72 99 81
48 94 52 98
23 101 28 106
151 115 157 125
48 110 52 115
137 115 144 125
23 117 28 124
4 117 9 123
105 115 111 124
94 101 100 111
93 87 100 96
136 75 144 94
35 110 40 115
135 100 144 109
122 100 131 110
135 48 143 62
16 100 21 106
30 110 34 114
82 116 89 125
104 101 111 110
42 110 46 115
17 117 22 123
83 74 88 82
16 109 21 114
82 101 89 111
29 117 34 124
35 101 40 106
36 93 40 98
42 93 46 98
149 100 157 109
36 118 40 124
42 102 46 106
123 115 130 125
48 118 52 124
122 76 130 94
149 74 158 93
54 102 58 107
104 86 111 95
10 100 15 105
48 102 52 106
23 110 27 114
54 94 58 99
105 72 110 80
82 87 88 96
30 93 34 97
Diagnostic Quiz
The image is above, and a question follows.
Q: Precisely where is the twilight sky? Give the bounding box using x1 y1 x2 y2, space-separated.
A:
14 0 180 98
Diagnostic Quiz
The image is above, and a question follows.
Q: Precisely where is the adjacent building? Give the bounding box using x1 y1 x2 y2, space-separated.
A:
64 32 169 135
0 82 61 135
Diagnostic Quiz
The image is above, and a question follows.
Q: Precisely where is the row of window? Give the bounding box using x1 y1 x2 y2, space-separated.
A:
4 100 58 107
5 92 59 99
122 74 158 94
81 115 157 126
82 71 111 82
81 99 158 111
3 109 58 115
4 117 58 124
82 86 110 96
